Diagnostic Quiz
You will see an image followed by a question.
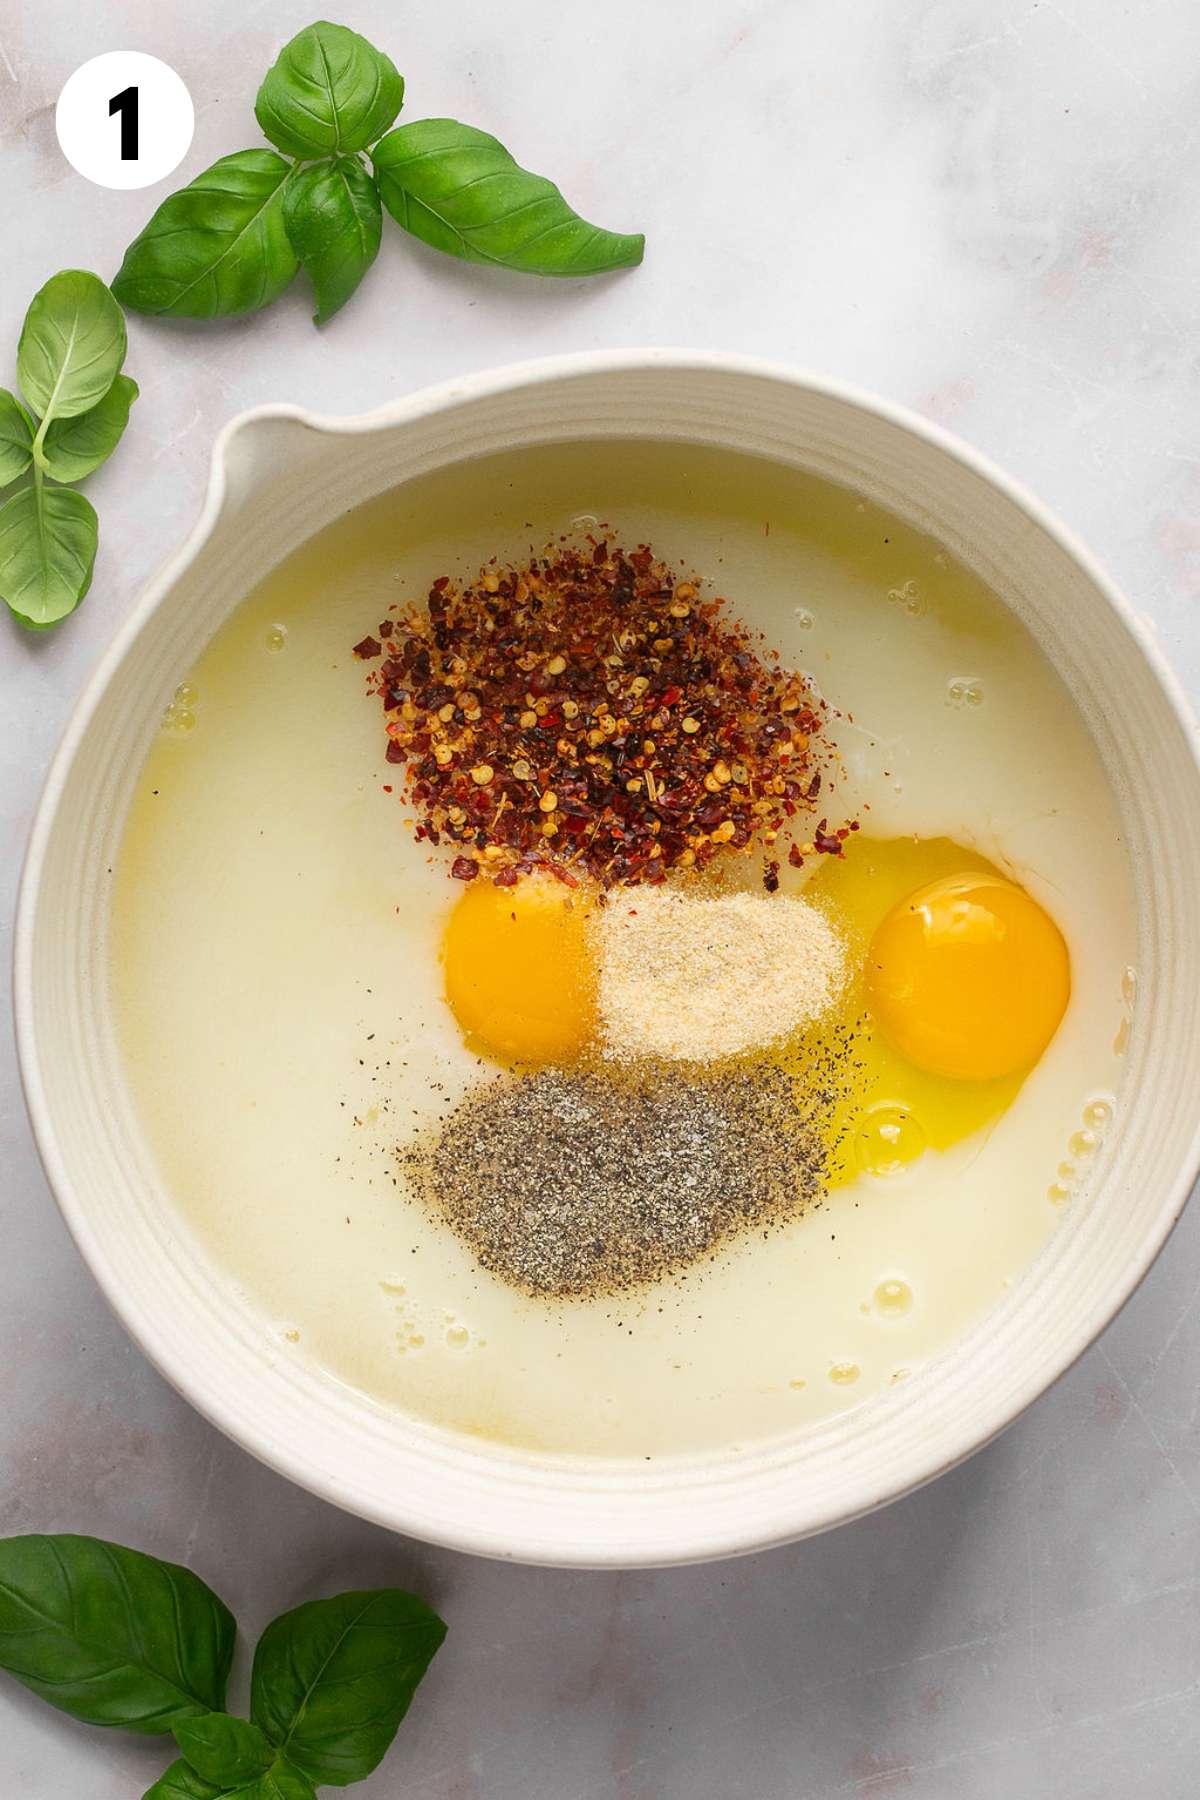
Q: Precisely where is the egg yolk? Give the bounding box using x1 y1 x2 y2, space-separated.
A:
866 872 1070 1081
442 874 596 1065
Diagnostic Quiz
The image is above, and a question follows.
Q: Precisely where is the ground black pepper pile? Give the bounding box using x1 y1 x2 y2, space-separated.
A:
401 1063 836 1299
357 538 848 890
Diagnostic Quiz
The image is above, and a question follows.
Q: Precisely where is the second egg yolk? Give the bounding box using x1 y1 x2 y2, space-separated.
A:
866 872 1070 1082
442 873 596 1065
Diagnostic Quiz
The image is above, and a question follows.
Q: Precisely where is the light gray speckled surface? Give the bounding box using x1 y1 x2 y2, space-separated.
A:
3 2 1200 1794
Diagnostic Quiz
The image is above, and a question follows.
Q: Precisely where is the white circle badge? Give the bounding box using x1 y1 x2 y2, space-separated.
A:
56 51 194 191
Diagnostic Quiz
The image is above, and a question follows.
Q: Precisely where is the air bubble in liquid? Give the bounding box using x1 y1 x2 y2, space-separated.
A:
265 624 288 652
570 512 599 533
793 607 814 629
874 1278 913 1317
446 1324 470 1350
856 1104 926 1177
1069 1129 1098 1159
174 682 197 705
1083 1097 1114 1130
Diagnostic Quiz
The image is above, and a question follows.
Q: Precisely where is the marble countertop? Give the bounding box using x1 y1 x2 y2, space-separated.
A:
4 2 1200 1794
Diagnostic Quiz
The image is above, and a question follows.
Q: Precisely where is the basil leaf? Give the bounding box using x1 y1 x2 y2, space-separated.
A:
143 1761 224 1800
255 21 403 158
17 270 126 423
0 1534 235 1729
0 390 34 486
0 485 98 628
113 151 298 320
250 1588 446 1786
283 157 381 324
41 374 138 482
143 1758 315 1800
173 1713 275 1785
373 119 644 276
240 1767 316 1800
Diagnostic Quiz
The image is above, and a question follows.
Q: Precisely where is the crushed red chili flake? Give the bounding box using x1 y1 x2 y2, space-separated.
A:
353 635 382 660
363 539 847 888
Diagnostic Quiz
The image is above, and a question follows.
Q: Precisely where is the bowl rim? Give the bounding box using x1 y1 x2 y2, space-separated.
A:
14 346 1200 1565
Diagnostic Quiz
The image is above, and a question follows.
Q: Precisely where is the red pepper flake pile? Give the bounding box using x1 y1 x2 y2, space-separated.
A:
358 539 847 888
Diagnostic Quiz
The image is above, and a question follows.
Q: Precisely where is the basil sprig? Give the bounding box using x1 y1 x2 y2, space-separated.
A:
0 271 136 628
0 1533 445 1799
114 18 642 327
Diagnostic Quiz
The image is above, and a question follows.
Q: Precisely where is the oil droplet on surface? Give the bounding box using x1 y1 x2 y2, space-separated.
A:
408 1333 425 1349
789 1378 807 1390
855 1104 926 1177
887 578 921 613
379 1280 406 1297
174 682 197 705
1084 1097 1114 1130
1069 1129 1098 1159
1048 1182 1072 1206
1121 967 1137 1008
446 1324 470 1350
265 624 288 652
793 607 814 629
1057 1160 1075 1183
1113 1018 1130 1057
829 1361 861 1386
947 676 983 707
161 704 196 735
874 1278 913 1317
570 512 599 533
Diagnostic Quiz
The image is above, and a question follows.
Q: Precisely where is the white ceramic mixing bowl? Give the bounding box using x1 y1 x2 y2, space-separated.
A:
16 351 1200 1565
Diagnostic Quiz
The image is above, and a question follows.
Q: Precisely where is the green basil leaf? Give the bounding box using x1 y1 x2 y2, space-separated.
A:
0 485 98 628
0 390 34 487
374 119 644 276
255 21 403 158
113 151 298 320
173 1713 275 1785
17 270 126 424
143 1758 315 1800
237 1766 315 1800
41 374 138 482
250 1588 446 1786
283 157 381 325
143 1760 224 1800
0 1534 236 1727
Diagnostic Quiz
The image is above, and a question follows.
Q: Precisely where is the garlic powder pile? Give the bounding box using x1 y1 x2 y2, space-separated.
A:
596 888 844 1063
